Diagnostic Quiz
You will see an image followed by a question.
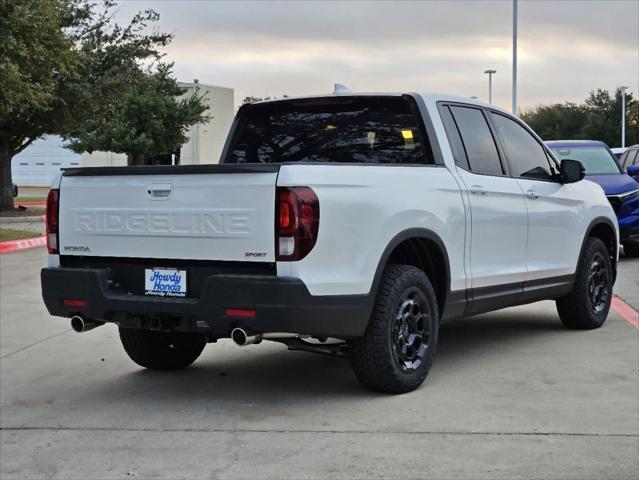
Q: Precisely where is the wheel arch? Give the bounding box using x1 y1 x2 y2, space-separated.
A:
581 217 618 281
368 228 451 317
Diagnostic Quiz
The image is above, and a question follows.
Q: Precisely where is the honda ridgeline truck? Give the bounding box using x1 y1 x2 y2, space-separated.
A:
41 92 618 393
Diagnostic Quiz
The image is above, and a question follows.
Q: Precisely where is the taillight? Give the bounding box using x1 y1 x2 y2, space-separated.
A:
46 189 59 254
276 187 319 261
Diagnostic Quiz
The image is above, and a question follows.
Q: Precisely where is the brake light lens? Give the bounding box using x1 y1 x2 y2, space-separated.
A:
276 187 319 261
46 189 59 254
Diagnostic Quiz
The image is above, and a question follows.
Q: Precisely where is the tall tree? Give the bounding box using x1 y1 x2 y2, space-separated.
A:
0 0 208 209
65 65 209 165
0 0 89 209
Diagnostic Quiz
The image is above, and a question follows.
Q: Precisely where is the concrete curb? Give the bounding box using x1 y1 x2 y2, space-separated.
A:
0 215 45 224
0 236 46 254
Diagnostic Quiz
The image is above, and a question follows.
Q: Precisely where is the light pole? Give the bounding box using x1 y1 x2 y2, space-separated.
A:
484 70 496 104
621 86 628 148
512 0 518 115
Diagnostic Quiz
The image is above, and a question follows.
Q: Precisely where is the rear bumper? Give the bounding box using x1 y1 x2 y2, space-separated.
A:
41 267 370 338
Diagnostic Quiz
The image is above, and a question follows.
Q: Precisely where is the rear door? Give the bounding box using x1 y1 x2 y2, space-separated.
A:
58 165 279 262
441 105 528 308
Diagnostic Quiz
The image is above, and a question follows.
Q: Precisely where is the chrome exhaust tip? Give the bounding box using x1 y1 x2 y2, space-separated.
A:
230 328 262 346
70 315 104 333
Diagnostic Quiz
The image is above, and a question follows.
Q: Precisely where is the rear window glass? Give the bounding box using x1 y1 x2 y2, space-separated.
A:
224 96 433 165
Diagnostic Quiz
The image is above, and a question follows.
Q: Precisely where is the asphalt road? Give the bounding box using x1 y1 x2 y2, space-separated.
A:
1 248 638 479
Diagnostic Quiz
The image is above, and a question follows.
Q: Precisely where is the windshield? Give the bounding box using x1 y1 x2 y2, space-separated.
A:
224 96 433 165
550 146 621 175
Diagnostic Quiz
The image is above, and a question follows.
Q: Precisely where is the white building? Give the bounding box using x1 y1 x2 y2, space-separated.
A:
12 82 234 186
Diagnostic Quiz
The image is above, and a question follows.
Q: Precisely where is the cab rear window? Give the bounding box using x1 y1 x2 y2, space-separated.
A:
224 96 433 165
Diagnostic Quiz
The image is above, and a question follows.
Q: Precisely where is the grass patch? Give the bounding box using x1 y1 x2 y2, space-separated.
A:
15 196 46 203
0 207 46 217
0 228 42 242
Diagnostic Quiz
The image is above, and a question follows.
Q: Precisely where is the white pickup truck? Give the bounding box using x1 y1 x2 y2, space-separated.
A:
41 92 618 393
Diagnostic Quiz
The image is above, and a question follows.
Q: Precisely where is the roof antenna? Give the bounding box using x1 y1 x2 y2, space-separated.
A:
333 83 351 95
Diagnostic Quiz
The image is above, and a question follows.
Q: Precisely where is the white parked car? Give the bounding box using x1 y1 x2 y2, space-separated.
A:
41 91 618 393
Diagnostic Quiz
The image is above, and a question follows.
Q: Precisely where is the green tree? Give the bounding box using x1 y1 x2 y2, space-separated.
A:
65 64 209 165
520 103 587 141
0 0 89 209
522 88 639 147
0 0 208 209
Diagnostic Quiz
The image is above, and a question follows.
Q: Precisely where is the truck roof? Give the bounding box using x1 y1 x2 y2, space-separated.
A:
247 91 509 115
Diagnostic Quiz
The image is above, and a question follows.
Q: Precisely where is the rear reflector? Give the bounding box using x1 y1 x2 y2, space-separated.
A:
46 189 59 254
226 308 256 318
63 299 87 308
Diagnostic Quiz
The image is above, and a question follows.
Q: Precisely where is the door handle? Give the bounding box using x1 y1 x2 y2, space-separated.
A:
148 182 172 199
470 186 486 196
526 189 539 200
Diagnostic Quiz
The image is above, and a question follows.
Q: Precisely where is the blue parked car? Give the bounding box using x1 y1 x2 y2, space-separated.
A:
618 144 639 182
547 140 639 257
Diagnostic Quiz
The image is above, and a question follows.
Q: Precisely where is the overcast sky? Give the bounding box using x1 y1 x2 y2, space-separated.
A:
116 0 638 112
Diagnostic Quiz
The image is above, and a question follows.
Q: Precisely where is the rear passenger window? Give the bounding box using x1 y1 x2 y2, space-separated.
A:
490 113 555 180
449 106 504 176
439 106 470 170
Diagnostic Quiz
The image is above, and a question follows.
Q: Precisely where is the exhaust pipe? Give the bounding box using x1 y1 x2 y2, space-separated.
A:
231 328 262 346
230 328 301 347
70 315 104 333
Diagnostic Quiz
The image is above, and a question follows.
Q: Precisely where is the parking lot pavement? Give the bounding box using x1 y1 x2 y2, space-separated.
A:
1 249 638 479
617 252 639 310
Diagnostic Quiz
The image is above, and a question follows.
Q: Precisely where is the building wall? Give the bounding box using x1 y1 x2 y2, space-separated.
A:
11 136 83 187
179 83 235 165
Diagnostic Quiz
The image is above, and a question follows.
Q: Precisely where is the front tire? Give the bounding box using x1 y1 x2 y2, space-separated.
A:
556 237 613 330
119 328 206 370
350 265 439 394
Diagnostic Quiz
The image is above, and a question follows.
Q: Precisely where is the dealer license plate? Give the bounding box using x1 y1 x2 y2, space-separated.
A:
144 268 187 297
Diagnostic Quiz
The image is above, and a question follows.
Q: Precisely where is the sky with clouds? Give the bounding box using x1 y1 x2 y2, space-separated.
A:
116 0 638 112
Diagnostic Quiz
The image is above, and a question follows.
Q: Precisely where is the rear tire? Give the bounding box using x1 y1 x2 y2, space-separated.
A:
119 328 206 370
622 242 639 258
350 264 439 394
556 237 612 330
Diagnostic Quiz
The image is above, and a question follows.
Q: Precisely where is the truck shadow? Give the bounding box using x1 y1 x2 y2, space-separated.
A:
100 305 567 402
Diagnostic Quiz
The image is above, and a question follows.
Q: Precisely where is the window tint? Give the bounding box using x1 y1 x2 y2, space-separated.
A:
449 106 503 175
225 96 432 165
490 113 555 179
439 106 470 170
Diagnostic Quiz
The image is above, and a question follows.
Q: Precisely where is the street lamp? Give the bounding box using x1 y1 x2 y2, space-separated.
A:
512 0 518 115
484 70 497 104
621 86 628 148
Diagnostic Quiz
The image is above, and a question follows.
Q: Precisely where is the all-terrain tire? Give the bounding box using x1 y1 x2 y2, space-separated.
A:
556 237 613 330
622 242 639 258
350 264 439 394
119 328 206 370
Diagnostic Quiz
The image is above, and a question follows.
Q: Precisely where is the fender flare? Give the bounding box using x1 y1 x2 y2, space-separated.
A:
578 216 618 280
367 227 452 306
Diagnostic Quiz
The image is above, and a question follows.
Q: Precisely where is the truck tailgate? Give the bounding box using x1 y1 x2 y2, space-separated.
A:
58 166 278 262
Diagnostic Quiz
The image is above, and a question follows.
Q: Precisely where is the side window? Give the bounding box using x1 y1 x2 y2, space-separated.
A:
439 106 470 170
630 150 639 166
490 113 555 180
449 106 504 176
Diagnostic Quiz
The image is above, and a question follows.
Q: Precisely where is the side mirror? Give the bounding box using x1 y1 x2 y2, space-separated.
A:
628 165 639 177
560 159 585 184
